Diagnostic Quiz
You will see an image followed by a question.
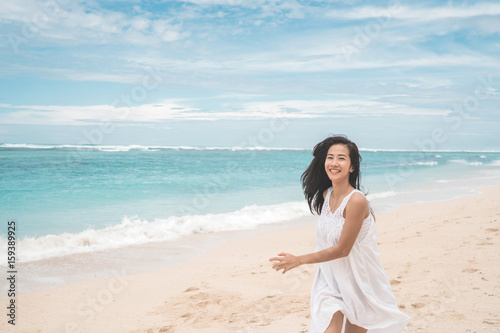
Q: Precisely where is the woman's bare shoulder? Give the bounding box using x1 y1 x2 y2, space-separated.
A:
322 188 329 199
345 192 369 218
349 192 368 206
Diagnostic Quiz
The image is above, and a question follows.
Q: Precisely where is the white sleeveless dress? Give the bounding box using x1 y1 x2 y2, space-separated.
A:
310 188 410 333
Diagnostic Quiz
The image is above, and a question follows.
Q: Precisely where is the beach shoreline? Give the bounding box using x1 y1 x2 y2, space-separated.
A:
1 185 499 332
4 174 496 295
4 213 317 295
5 168 500 295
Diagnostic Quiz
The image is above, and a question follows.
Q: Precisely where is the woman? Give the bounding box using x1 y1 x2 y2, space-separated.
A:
270 136 409 333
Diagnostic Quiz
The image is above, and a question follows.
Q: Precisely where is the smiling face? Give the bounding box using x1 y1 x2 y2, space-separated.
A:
324 144 354 183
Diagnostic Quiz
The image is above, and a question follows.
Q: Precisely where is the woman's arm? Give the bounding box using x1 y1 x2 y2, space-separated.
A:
270 193 369 274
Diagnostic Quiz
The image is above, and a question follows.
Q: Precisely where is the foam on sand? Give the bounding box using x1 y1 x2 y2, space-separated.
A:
0 201 310 264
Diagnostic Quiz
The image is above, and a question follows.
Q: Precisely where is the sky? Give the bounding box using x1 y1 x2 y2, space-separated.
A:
0 0 499 150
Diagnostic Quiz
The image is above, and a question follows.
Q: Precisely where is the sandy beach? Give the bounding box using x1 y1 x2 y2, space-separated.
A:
2 186 500 332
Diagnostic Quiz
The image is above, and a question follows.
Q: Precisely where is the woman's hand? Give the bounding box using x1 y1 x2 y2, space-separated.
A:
269 252 301 274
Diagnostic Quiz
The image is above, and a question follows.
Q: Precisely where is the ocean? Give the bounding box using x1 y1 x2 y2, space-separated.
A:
1 143 500 265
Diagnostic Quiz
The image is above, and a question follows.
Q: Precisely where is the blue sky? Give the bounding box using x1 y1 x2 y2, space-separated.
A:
0 0 499 149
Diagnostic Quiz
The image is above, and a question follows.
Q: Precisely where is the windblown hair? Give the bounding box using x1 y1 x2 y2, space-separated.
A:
301 135 362 215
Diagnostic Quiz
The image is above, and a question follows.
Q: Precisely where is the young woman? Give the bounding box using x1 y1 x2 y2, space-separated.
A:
270 136 409 333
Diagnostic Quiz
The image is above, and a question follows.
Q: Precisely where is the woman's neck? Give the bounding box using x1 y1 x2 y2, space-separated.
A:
330 181 353 197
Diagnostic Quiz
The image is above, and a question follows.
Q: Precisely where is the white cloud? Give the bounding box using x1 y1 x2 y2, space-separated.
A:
180 0 244 5
0 0 42 21
326 2 500 21
239 100 450 118
1 0 189 46
208 53 498 73
124 48 499 81
0 98 451 126
396 79 454 89
0 101 198 125
3 0 498 85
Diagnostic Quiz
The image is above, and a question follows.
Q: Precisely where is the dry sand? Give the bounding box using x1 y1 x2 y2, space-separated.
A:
1 186 499 332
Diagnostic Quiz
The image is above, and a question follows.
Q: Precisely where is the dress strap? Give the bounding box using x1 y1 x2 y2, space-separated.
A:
327 187 333 198
321 187 333 215
339 189 362 217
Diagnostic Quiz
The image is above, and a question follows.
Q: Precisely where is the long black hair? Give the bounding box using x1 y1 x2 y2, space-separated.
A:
301 135 362 215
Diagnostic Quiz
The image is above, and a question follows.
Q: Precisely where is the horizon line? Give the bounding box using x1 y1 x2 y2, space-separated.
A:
1 143 500 153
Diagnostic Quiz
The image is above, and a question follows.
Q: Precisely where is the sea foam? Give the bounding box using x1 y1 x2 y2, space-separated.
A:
0 201 311 264
449 159 483 166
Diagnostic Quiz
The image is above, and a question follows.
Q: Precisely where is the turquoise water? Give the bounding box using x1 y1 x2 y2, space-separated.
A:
1 144 499 263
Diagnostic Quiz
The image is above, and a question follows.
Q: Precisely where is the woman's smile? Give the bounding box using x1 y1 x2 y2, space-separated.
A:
324 144 352 181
